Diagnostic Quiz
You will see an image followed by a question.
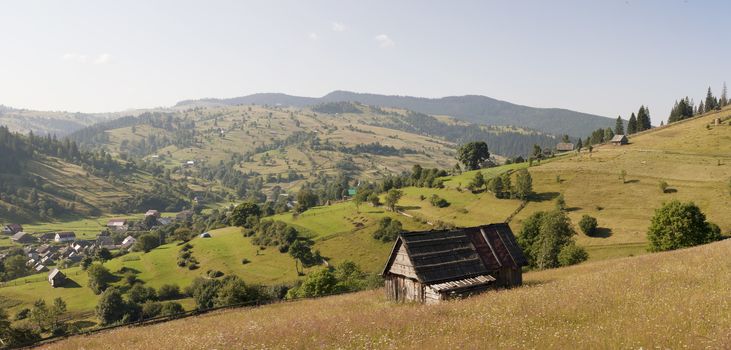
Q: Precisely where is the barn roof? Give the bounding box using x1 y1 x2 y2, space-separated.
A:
382 223 527 284
556 142 574 151
610 134 627 142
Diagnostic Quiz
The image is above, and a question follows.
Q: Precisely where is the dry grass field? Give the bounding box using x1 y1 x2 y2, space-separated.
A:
40 238 731 349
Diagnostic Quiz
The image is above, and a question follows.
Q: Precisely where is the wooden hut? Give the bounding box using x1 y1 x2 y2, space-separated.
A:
382 223 527 304
610 134 628 145
48 268 66 287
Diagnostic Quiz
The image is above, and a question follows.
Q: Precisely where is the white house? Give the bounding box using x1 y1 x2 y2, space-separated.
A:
121 236 137 249
54 231 76 243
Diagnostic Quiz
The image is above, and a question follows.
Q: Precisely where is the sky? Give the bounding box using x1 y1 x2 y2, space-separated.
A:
0 0 729 125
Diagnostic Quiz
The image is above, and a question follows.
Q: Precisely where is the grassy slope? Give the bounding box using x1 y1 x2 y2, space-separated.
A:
40 238 731 349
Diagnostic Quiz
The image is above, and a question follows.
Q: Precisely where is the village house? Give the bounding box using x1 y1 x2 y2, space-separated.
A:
610 134 629 145
121 235 137 249
382 223 527 304
11 231 34 244
54 231 76 243
48 268 66 287
34 264 48 273
106 219 128 231
555 142 575 152
2 224 23 235
145 210 161 218
95 235 116 249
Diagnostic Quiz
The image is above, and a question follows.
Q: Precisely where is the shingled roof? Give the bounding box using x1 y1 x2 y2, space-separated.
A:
383 223 527 284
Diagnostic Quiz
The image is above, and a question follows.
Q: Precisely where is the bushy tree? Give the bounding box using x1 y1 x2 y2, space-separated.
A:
578 215 598 236
230 202 261 228
627 113 638 134
134 233 160 253
429 194 449 208
647 200 722 252
127 284 158 304
95 288 127 325
518 211 579 269
457 141 490 170
373 217 403 242
87 264 113 295
384 189 403 212
489 175 504 198
514 169 533 200
614 116 625 135
286 268 340 299
295 188 319 213
468 171 486 192
558 243 588 266
157 284 181 301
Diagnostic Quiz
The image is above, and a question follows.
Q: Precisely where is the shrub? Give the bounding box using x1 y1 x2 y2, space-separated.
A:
87 264 113 295
429 194 449 208
206 270 224 278
157 284 181 301
241 258 251 265
127 285 158 304
578 215 598 236
159 302 184 317
372 217 403 242
141 301 162 319
647 200 721 252
558 243 588 266
659 180 669 193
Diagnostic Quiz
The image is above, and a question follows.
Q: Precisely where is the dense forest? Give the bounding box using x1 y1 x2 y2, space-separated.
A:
373 112 557 157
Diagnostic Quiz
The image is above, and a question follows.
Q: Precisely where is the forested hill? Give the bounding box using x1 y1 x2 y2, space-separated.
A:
176 90 613 137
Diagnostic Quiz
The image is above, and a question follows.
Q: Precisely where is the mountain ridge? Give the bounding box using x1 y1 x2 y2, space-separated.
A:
176 90 614 136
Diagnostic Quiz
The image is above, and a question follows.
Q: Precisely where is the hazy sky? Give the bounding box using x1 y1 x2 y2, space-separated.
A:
1 0 728 124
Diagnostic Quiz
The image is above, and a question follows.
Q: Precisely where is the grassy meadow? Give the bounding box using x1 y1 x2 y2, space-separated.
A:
39 238 731 349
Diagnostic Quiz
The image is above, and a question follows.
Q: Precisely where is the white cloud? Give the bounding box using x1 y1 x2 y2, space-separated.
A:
308 32 319 41
93 53 111 64
331 22 346 32
62 53 88 63
374 34 395 48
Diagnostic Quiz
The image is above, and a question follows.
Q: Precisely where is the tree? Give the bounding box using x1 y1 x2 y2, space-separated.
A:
214 276 262 307
288 239 313 275
705 87 717 111
286 268 340 298
230 202 261 228
603 128 614 142
95 288 127 325
429 194 449 208
576 138 583 152
157 284 181 301
80 256 93 270
134 233 160 253
557 243 588 266
555 194 566 211
95 248 112 264
514 169 533 200
384 189 403 212
489 176 504 198
143 214 158 229
578 215 598 236
372 217 403 242
367 193 380 207
721 82 728 107
456 142 490 170
159 302 184 317
637 106 651 132
468 171 486 192
614 116 625 135
295 188 319 213
517 210 577 269
647 200 721 252
87 264 113 294
2 255 28 280
627 113 638 134
127 285 158 304
353 188 372 212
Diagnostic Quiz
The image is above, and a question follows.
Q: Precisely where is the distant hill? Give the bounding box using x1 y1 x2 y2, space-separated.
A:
176 90 614 137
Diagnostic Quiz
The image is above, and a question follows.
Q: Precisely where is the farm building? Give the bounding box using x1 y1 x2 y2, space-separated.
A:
2 224 23 235
106 219 128 230
382 223 527 304
610 134 628 145
54 231 76 243
48 268 65 287
199 232 212 238
555 142 575 152
145 210 161 218
11 232 34 244
121 236 137 249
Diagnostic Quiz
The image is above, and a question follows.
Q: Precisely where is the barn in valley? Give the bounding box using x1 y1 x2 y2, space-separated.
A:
382 223 527 304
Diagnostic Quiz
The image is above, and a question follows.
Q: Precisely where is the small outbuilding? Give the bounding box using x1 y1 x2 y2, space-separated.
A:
610 134 628 145
199 232 212 238
145 210 161 218
11 232 34 244
555 142 575 152
382 223 527 304
3 224 23 235
48 268 66 287
54 231 76 243
121 235 137 249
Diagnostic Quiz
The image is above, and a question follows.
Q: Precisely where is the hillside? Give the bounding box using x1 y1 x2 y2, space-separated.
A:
39 237 731 349
175 90 615 137
0 106 109 136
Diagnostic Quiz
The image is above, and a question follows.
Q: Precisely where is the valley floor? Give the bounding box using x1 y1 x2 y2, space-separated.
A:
40 239 731 349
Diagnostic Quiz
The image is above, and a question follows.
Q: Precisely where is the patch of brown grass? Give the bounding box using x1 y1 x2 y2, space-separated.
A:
41 239 731 349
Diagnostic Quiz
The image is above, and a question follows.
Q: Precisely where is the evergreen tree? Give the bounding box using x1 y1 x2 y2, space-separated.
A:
627 113 638 134
576 138 582 152
705 87 717 111
698 100 705 115
721 82 728 107
603 128 614 142
614 116 625 135
636 106 651 132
